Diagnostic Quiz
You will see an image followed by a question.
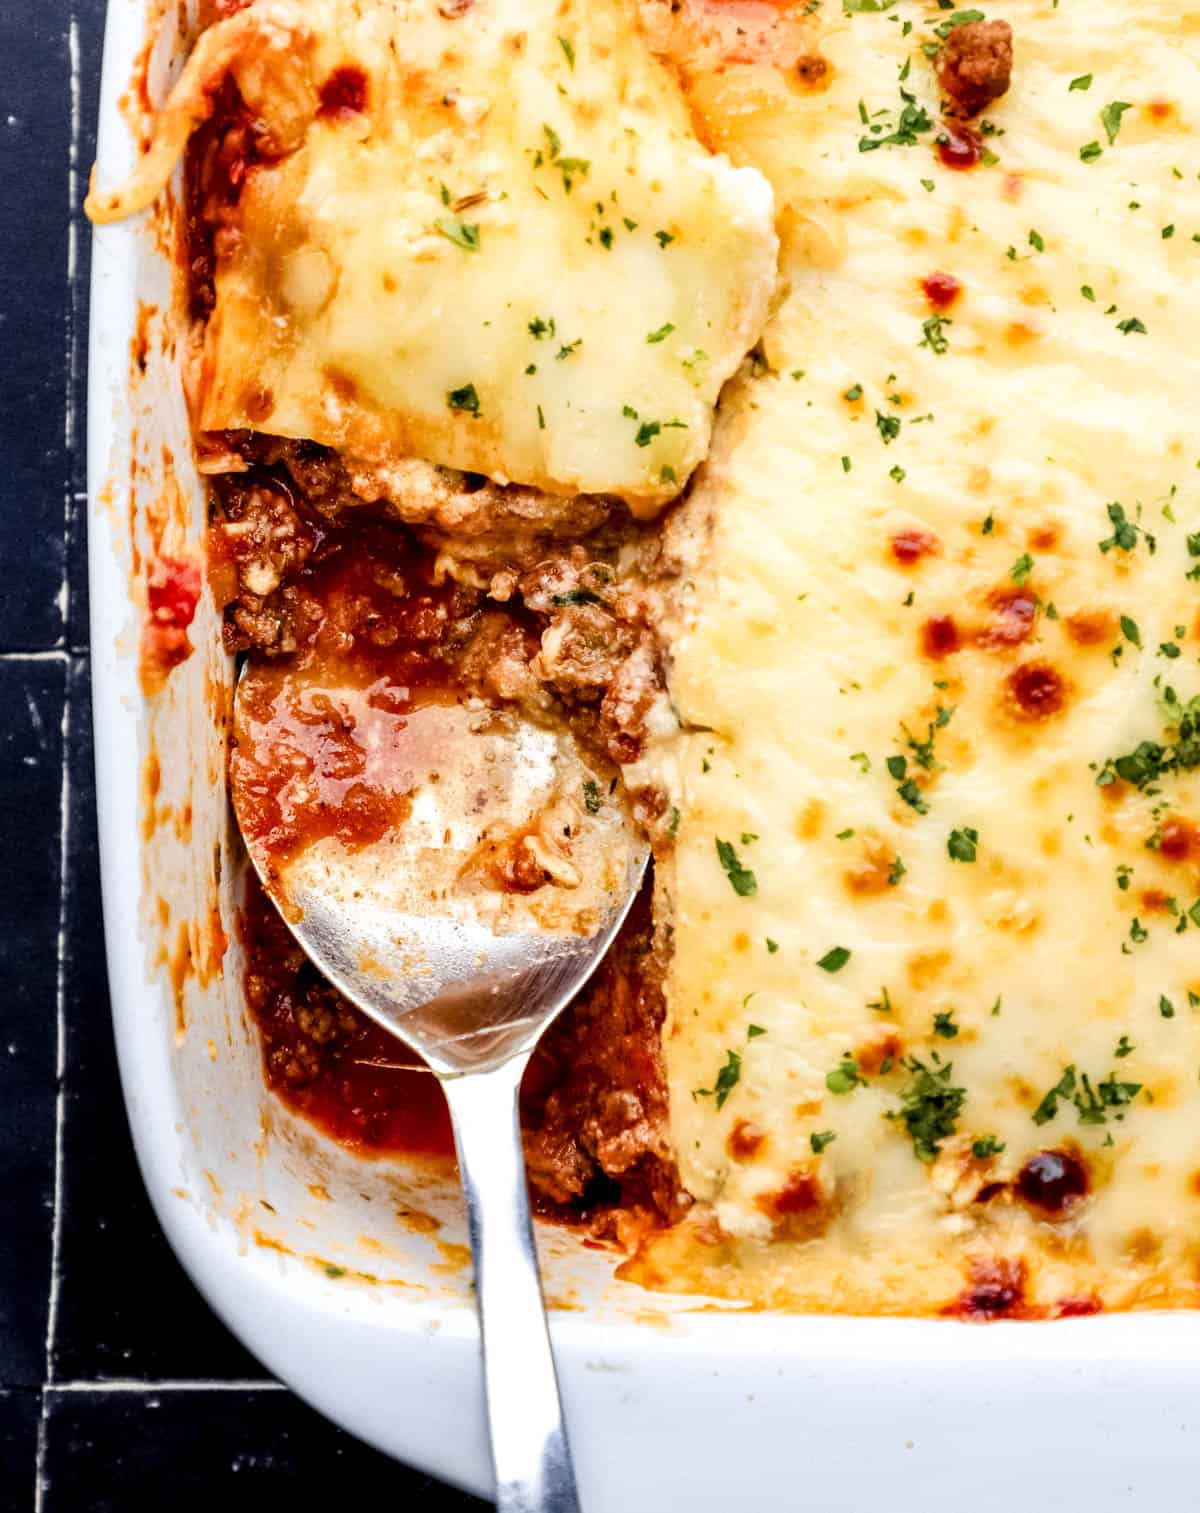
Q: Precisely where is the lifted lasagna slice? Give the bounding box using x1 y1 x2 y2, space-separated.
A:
88 0 776 513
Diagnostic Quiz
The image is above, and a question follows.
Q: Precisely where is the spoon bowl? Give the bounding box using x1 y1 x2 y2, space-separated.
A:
231 657 649 1511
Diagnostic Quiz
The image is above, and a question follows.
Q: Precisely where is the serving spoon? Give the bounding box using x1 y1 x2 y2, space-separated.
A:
230 659 649 1512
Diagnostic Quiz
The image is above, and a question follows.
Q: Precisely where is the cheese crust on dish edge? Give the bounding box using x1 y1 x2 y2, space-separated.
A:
91 0 1200 1317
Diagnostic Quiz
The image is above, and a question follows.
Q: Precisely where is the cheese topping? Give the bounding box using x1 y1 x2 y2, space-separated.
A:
641 0 1200 1313
92 0 776 512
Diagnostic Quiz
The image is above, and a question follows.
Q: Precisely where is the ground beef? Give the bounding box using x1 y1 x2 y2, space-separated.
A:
522 889 683 1219
535 603 637 697
937 20 1013 118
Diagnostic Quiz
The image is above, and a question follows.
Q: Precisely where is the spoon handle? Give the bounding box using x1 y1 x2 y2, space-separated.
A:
442 1056 583 1513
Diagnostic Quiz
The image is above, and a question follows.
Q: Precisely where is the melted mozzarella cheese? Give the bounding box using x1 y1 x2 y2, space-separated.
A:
93 0 776 512
639 0 1200 1313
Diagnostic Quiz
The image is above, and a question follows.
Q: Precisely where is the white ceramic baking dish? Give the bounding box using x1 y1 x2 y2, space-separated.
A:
87 2 1200 1505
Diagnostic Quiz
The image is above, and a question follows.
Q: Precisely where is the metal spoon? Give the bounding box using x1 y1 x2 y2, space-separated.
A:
230 659 648 1512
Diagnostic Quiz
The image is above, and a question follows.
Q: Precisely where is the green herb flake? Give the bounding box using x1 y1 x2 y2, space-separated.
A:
886 1054 965 1163
646 322 676 344
817 946 852 973
1100 100 1133 145
582 779 602 814
972 1135 1005 1158
446 383 481 416
715 838 757 897
434 216 481 252
826 1056 864 1096
947 827 978 863
810 1130 837 1154
919 315 952 355
697 1049 743 1110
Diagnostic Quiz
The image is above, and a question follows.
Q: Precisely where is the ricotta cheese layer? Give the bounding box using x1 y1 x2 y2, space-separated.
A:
642 0 1200 1313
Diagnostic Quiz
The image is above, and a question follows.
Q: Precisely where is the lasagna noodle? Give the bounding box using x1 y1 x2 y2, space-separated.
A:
641 0 1200 1312
94 0 777 512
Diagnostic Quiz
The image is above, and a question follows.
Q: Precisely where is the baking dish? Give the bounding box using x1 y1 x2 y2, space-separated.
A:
87 1 1200 1504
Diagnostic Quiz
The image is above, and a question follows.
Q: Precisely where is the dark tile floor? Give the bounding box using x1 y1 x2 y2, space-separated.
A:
0 4 488 1504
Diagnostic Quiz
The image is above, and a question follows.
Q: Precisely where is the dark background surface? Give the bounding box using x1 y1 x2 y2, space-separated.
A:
0 3 488 1505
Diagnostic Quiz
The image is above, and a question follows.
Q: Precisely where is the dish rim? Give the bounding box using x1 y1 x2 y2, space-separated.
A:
86 1 1200 1502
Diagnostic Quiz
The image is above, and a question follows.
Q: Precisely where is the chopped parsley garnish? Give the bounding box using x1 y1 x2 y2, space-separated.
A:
1117 316 1148 335
1100 100 1133 145
646 322 676 344
1069 74 1093 92
886 1054 965 1163
766 938 779 954
1115 1035 1134 1058
528 316 556 340
697 1049 742 1110
1095 686 1200 791
747 1024 768 1040
1080 141 1103 163
888 755 929 814
655 229 675 247
1119 615 1142 648
972 1135 1005 1158
1099 501 1155 555
876 411 902 444
817 946 852 973
810 1131 837 1154
582 780 602 814
934 9 984 38
1160 994 1176 1020
887 855 907 885
826 1056 864 1095
551 589 604 607
558 35 575 68
446 383 480 416
919 315 952 355
1010 552 1034 584
633 417 686 448
715 838 757 897
556 338 583 360
947 827 978 863
858 88 933 154
435 216 481 252
1034 1063 1142 1127
933 1010 958 1039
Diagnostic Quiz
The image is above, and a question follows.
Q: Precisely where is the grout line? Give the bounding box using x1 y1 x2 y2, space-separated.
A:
37 22 85 1510
49 1380 287 1394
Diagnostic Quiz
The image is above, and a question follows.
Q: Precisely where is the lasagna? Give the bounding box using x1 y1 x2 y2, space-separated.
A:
91 0 1200 1317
